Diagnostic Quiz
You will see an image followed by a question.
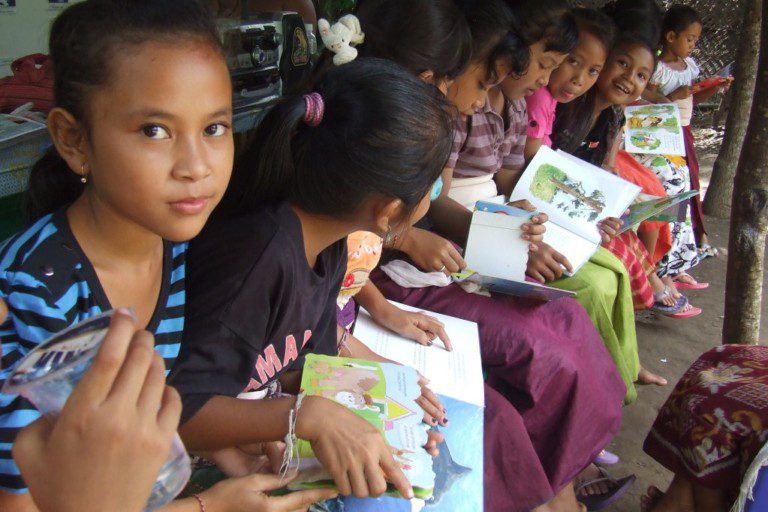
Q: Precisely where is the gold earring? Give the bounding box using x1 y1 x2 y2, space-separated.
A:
80 163 88 184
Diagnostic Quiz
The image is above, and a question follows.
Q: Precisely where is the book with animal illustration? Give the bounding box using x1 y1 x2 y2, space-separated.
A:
289 354 436 499
461 201 575 300
509 146 641 274
623 103 685 156
619 190 699 233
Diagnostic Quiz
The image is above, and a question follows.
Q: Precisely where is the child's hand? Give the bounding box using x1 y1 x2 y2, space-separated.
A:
205 441 286 477
400 228 466 274
375 304 452 351
199 473 338 512
507 200 548 250
526 243 573 282
668 85 691 100
13 309 181 512
296 396 414 499
598 217 624 243
721 76 734 92
424 430 444 458
417 379 447 428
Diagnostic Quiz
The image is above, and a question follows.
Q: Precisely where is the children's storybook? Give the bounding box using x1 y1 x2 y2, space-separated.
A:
691 76 729 94
618 190 699 233
624 103 686 156
509 146 641 274
290 354 436 499
461 201 575 300
353 303 484 510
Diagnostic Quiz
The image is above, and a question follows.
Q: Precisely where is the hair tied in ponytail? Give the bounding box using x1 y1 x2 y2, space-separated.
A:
303 92 324 127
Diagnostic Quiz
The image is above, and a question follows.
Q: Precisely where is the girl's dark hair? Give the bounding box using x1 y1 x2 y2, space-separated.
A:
24 0 222 223
506 0 579 56
662 5 703 40
550 8 616 157
603 0 663 58
571 7 617 57
552 0 661 160
221 58 452 221
453 0 528 81
353 0 472 82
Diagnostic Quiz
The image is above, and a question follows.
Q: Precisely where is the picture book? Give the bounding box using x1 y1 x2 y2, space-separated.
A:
353 303 484 408
509 146 641 274
624 103 686 156
451 269 575 301
353 304 485 510
464 201 534 283
619 190 699 233
691 76 728 95
290 354 436 499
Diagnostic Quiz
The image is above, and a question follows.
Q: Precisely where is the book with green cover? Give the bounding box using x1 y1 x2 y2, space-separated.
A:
288 354 436 499
619 190 699 233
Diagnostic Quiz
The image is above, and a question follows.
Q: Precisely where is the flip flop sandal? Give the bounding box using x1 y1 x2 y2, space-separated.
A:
652 294 689 315
576 467 637 511
666 303 703 319
673 272 710 290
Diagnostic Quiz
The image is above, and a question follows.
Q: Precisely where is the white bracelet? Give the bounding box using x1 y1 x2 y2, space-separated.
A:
279 392 306 478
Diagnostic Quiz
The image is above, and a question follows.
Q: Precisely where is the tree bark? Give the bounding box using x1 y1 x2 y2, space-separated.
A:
723 0 768 345
703 0 762 218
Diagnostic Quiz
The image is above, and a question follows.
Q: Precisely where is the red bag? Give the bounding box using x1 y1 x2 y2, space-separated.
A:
0 54 55 113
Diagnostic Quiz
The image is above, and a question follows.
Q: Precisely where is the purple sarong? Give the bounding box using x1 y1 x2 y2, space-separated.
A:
371 269 626 509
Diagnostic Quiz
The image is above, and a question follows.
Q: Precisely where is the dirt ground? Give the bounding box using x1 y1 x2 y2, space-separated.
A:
608 140 768 510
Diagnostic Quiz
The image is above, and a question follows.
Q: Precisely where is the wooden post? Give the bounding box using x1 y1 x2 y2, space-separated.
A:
723 0 768 345
703 0 762 218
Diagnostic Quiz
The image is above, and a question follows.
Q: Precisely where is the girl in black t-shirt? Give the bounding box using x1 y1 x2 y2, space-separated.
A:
171 59 453 500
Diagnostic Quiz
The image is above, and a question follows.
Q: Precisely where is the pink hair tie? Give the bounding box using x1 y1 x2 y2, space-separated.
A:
303 92 324 127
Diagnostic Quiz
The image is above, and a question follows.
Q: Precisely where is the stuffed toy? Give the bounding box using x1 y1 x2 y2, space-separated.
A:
318 14 365 66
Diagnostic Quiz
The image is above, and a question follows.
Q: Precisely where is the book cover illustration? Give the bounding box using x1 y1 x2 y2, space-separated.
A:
452 269 575 301
530 163 606 222
619 190 699 233
624 104 685 156
290 354 436 499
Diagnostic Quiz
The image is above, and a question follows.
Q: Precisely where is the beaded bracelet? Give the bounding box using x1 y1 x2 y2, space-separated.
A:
337 328 351 355
192 493 205 512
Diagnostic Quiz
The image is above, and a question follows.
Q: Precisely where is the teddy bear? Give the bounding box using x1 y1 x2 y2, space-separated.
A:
318 14 365 66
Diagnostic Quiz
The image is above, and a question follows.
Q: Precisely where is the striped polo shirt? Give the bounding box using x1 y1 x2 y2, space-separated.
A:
449 97 528 178
0 210 186 493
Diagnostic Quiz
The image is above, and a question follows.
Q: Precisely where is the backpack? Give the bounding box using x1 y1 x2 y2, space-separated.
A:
0 54 55 113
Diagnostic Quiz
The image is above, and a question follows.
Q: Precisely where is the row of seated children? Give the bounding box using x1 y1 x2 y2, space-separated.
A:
0 0 735 511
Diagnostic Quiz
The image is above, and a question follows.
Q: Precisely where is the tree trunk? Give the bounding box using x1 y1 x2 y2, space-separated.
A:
723 0 768 345
703 0 762 218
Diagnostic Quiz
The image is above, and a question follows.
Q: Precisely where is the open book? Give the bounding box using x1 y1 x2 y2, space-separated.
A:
290 354 436 499
509 147 641 274
624 103 686 156
353 304 484 509
619 190 699 233
461 201 575 300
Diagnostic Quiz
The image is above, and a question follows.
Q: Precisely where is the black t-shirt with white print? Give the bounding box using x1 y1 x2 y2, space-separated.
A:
170 201 346 423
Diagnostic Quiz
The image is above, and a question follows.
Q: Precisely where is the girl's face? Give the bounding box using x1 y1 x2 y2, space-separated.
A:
446 62 500 115
595 43 655 106
666 22 702 59
499 42 567 100
548 32 608 103
82 40 233 242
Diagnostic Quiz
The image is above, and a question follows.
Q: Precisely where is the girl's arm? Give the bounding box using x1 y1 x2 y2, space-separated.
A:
161 474 337 512
640 84 671 104
425 166 474 244
494 168 524 198
355 283 452 350
524 137 543 165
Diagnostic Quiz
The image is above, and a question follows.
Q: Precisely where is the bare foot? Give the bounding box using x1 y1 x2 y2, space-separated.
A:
638 367 668 386
641 485 664 512
575 464 610 497
661 276 682 299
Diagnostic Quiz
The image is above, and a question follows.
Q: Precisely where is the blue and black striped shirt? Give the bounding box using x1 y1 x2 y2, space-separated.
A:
0 210 186 493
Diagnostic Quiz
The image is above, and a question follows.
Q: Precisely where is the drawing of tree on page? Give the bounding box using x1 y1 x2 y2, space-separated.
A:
530 163 606 222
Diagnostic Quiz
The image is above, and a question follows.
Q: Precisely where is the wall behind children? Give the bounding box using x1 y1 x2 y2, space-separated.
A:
0 0 84 78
